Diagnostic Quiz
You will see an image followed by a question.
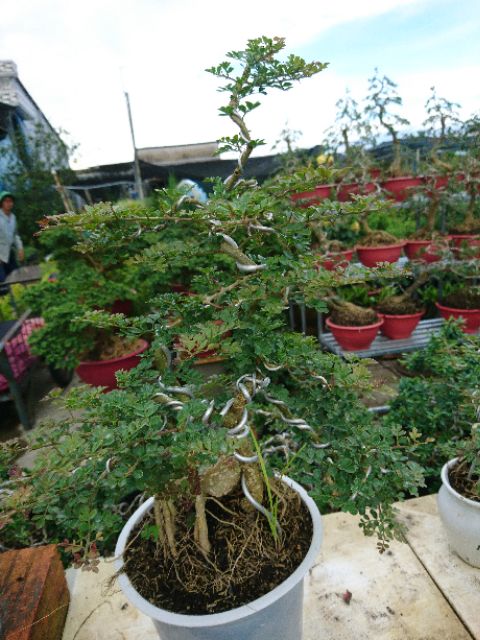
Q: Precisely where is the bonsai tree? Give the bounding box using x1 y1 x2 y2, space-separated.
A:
323 89 377 187
365 70 411 176
0 38 426 620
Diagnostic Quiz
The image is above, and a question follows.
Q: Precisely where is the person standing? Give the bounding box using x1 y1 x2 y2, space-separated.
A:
0 191 24 284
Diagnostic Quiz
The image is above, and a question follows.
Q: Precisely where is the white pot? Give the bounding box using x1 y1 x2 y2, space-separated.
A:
115 476 322 640
437 458 480 568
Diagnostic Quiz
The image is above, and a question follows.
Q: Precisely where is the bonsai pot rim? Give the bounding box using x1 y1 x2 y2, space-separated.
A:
326 317 384 333
356 242 405 267
436 301 480 315
114 475 322 628
356 241 406 252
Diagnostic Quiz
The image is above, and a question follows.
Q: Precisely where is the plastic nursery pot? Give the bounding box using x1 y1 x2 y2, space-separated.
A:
377 310 425 340
404 240 442 263
76 339 149 391
325 316 383 351
435 302 480 334
356 242 405 267
318 249 354 271
382 177 424 201
290 185 332 207
437 458 480 568
114 476 322 640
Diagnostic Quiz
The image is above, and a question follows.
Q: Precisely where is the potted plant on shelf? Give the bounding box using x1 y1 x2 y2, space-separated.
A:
437 398 480 568
355 199 406 267
375 275 427 339
326 297 383 351
436 288 480 334
22 261 147 390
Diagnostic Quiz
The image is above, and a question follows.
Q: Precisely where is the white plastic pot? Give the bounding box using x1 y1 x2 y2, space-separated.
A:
114 476 322 640
437 458 480 568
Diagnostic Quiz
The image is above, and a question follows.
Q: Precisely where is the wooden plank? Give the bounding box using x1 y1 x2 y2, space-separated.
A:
396 494 480 639
303 510 472 639
0 545 70 640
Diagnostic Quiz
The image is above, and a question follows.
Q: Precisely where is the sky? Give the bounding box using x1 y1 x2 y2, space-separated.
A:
1 0 479 169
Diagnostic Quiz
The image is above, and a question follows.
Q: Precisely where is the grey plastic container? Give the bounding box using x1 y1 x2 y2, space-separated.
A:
114 476 322 640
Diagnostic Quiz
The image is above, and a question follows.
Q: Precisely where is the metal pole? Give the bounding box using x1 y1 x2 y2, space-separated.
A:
124 91 145 200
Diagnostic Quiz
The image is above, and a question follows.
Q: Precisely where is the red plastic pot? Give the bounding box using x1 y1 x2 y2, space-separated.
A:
318 249 354 271
291 185 332 207
436 302 480 334
378 310 425 340
337 182 376 202
404 240 442 263
369 168 382 180
76 339 149 390
382 177 423 201
356 242 405 267
325 317 383 351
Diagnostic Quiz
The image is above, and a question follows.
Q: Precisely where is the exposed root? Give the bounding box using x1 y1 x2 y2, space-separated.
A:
194 495 211 557
328 297 378 327
123 481 310 614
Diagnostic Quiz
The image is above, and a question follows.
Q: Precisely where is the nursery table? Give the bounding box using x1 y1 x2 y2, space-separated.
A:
61 494 479 640
0 310 33 429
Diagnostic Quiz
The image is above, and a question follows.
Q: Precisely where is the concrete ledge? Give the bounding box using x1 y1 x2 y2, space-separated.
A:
62 496 476 639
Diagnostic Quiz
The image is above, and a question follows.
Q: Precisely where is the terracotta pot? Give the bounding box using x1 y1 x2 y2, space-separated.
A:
404 240 442 263
337 182 376 202
318 249 354 271
325 317 383 351
436 302 480 334
76 339 149 390
356 242 405 267
291 185 332 207
382 177 423 201
378 310 425 340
